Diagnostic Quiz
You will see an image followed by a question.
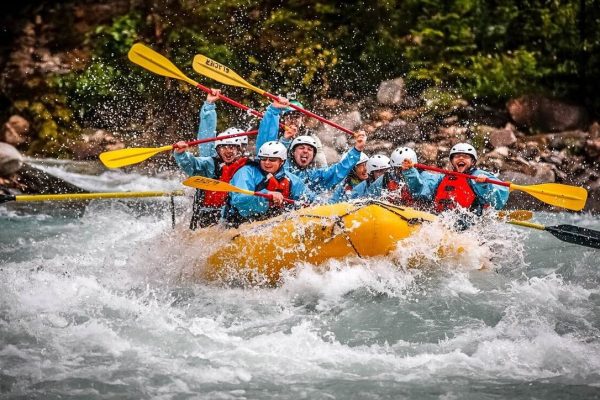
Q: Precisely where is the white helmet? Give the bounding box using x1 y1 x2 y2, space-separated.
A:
390 147 417 167
290 135 318 153
366 154 391 174
449 142 477 161
238 135 249 145
257 141 287 160
357 152 369 165
215 128 244 147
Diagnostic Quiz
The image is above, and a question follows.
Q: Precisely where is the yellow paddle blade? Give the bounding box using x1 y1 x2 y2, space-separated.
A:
128 43 198 86
510 182 588 211
99 145 173 169
182 176 255 196
11 190 184 202
192 54 265 95
498 210 533 221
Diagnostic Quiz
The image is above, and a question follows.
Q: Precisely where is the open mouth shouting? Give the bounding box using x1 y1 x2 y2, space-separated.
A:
451 154 473 172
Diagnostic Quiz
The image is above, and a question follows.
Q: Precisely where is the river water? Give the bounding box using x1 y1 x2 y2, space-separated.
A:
1 162 600 399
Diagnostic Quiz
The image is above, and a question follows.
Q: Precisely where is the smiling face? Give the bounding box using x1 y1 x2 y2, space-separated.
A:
450 153 475 173
292 144 315 168
354 162 368 181
259 157 284 174
216 145 241 164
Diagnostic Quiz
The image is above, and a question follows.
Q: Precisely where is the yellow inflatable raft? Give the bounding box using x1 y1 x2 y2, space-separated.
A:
201 200 437 284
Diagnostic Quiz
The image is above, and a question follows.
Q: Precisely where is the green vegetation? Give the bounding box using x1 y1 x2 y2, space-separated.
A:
10 0 600 157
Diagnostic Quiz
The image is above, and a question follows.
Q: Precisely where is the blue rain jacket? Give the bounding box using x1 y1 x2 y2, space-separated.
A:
197 102 217 157
348 179 376 200
227 164 306 218
402 167 509 210
367 170 439 199
257 104 361 198
329 176 364 203
173 101 220 175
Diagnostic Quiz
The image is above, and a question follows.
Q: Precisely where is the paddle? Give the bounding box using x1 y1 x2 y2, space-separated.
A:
508 220 600 249
0 190 184 204
182 176 296 204
414 163 588 211
500 210 533 221
99 129 257 169
192 54 356 137
127 43 287 130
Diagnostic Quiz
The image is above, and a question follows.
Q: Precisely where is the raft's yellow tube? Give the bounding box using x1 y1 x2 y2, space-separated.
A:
201 200 436 284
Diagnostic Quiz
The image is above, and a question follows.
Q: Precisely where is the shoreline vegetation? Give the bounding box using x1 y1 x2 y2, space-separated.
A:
1 1 598 212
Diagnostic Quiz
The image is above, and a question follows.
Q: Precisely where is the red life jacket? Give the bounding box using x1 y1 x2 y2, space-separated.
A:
433 174 477 213
202 157 248 207
383 175 414 206
262 173 292 208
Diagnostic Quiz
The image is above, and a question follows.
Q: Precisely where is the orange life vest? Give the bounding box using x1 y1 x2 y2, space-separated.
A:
261 173 292 208
202 157 248 207
434 174 477 213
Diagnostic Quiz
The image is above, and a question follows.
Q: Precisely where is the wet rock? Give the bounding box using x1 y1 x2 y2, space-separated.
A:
442 115 459 126
374 108 395 122
540 150 565 166
365 139 394 155
376 77 407 106
584 188 600 213
500 168 553 185
521 141 541 161
1 115 30 146
488 127 517 148
548 130 587 152
372 119 422 144
316 111 362 150
71 129 124 160
416 143 438 163
585 138 600 159
14 164 87 195
456 104 510 127
0 143 24 177
533 162 556 182
435 125 468 141
506 95 589 132
590 122 600 139
486 146 510 158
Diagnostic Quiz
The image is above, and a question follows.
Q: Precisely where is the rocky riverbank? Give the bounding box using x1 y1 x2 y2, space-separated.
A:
1 86 598 212
0 2 597 212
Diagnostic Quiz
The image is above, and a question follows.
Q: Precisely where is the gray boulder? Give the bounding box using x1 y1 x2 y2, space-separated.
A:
0 143 24 177
376 78 407 106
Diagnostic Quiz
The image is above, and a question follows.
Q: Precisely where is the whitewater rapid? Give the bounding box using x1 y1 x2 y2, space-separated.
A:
1 162 599 399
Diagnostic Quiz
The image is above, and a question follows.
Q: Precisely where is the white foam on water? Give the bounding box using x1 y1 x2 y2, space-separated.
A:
276 257 421 310
28 161 183 192
2 167 600 398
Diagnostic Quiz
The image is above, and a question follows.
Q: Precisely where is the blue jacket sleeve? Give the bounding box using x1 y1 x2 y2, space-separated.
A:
256 105 283 153
173 152 215 177
470 170 510 210
197 102 217 157
229 166 270 217
308 148 361 190
402 168 443 200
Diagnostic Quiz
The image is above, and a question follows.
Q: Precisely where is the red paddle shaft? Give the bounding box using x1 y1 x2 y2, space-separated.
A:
415 163 508 187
